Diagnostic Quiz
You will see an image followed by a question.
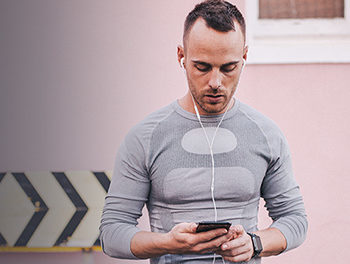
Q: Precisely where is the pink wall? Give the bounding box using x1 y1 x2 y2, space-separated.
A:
238 63 350 263
1 0 350 263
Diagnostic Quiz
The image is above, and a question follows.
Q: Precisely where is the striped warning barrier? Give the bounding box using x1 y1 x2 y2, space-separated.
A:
0 171 111 251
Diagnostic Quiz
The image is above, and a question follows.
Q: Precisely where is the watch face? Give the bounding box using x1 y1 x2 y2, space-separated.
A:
248 233 263 257
253 236 263 252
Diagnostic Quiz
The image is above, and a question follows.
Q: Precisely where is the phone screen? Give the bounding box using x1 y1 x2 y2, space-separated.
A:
196 222 231 233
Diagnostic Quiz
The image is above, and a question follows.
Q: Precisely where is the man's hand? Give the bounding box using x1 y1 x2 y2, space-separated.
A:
165 222 234 254
132 224 287 259
216 225 254 263
131 222 234 258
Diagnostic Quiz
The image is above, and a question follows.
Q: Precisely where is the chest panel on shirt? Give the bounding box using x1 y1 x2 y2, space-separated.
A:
164 167 256 204
147 111 271 206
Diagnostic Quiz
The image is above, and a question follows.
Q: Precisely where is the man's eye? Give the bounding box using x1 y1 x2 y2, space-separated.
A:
221 66 236 72
195 65 210 72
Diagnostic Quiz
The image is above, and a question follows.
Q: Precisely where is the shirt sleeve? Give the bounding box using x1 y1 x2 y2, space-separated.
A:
99 127 150 259
261 131 308 252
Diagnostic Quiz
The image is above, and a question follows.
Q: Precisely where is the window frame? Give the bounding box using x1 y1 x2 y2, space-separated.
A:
246 0 350 64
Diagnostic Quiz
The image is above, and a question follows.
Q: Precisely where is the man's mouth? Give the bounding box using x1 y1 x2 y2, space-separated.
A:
205 94 224 103
206 94 223 98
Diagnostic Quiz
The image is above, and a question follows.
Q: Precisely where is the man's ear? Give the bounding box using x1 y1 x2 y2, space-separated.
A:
243 46 248 62
177 45 185 66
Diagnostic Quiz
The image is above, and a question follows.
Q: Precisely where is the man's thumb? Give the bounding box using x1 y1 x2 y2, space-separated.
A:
187 222 198 233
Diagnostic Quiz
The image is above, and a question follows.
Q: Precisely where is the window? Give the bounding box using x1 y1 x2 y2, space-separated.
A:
246 0 350 63
259 0 344 19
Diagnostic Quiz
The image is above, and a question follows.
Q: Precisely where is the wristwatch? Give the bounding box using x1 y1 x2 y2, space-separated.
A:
247 232 263 258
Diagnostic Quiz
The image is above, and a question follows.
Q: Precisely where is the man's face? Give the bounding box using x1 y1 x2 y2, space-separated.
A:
180 18 247 115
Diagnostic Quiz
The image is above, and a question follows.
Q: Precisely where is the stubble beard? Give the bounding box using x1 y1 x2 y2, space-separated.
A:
190 87 235 115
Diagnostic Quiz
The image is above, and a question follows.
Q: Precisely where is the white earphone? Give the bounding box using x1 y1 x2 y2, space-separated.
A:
180 57 185 73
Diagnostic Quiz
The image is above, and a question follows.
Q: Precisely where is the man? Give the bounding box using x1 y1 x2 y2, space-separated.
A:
99 1 308 263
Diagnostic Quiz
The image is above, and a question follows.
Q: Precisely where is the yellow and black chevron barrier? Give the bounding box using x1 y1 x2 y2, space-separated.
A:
0 171 112 252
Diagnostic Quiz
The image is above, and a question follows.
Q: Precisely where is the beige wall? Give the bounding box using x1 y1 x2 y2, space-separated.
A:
1 0 350 263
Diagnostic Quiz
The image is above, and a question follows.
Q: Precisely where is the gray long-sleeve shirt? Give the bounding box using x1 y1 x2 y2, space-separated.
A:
100 99 308 263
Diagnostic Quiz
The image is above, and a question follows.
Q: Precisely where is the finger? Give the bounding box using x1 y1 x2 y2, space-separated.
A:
195 228 228 243
188 222 198 233
217 242 251 257
193 232 232 253
225 227 236 240
230 224 244 237
220 235 250 252
205 230 237 253
177 222 198 233
221 251 252 263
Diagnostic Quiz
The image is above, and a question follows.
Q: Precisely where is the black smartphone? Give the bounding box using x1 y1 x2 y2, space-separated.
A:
196 221 231 233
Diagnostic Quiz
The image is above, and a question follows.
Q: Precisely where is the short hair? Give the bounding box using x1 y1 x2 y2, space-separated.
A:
183 0 246 47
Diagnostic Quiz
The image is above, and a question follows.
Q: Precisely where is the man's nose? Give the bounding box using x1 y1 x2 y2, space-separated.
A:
208 69 222 89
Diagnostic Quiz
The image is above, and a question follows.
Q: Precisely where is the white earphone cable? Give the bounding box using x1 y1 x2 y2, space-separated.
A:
190 94 233 222
190 95 232 264
181 57 243 264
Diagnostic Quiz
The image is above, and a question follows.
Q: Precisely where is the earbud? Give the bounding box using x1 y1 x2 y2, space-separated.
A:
180 57 187 75
180 57 185 69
